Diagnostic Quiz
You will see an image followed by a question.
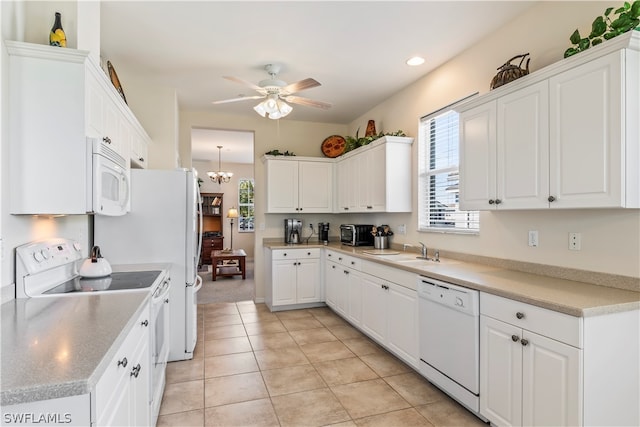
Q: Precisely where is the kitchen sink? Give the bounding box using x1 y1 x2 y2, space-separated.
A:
395 258 460 267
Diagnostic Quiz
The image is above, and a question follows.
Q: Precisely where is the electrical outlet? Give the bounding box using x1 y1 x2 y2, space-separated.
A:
569 232 581 251
259 223 265 231
528 230 538 247
397 224 406 235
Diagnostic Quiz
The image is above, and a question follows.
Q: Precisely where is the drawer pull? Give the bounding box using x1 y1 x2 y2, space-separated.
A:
117 357 128 368
130 363 141 378
343 270 349 275
511 335 520 342
521 339 529 346
141 319 149 327
548 196 556 202
307 252 311 256
516 312 525 319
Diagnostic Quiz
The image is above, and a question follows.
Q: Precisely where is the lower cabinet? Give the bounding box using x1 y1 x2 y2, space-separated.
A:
480 314 580 427
360 273 419 368
324 252 419 369
94 303 151 426
266 248 321 310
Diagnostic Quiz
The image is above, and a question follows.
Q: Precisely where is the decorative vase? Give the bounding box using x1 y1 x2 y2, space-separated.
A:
49 12 66 47
365 120 377 137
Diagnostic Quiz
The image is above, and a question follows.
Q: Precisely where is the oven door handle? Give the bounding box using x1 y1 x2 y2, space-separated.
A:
193 274 203 293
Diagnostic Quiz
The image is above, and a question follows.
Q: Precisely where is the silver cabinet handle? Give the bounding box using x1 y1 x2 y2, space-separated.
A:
103 136 111 144
118 357 128 368
521 339 529 346
141 319 149 327
130 363 141 378
511 335 520 342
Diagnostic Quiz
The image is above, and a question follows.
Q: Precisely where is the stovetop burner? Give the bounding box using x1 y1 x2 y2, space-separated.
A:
44 270 162 295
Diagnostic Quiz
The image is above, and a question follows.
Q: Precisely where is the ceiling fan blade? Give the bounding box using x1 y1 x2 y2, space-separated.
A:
281 78 321 94
283 95 332 110
222 76 263 91
212 95 264 105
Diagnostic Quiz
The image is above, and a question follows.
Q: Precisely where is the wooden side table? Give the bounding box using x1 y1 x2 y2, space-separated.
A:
211 249 247 281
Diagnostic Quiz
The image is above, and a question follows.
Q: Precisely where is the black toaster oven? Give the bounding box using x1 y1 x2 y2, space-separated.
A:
340 224 375 246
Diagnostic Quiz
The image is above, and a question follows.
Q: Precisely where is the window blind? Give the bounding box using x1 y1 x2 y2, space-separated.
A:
418 109 479 233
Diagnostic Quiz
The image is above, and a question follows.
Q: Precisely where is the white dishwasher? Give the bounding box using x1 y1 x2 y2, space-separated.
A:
418 276 481 416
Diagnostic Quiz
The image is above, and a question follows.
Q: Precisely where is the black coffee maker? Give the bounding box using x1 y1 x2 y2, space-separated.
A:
318 223 330 244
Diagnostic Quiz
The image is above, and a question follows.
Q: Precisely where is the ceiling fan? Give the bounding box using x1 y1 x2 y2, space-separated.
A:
212 64 331 119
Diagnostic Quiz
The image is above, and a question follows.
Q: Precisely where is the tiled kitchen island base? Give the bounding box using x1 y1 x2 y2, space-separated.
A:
157 301 486 426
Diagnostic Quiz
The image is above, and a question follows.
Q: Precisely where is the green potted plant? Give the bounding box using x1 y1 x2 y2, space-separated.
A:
564 0 640 58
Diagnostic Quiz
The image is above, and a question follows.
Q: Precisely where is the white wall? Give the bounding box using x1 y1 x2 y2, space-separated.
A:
347 1 640 279
0 1 90 304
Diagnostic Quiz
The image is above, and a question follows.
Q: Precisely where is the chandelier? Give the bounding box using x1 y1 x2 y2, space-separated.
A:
253 94 293 120
207 145 233 184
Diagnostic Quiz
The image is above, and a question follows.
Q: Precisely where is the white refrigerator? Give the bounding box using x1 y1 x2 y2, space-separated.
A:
94 168 203 361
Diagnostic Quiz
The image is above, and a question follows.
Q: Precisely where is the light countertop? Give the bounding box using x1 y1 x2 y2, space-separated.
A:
1 263 169 407
264 241 640 317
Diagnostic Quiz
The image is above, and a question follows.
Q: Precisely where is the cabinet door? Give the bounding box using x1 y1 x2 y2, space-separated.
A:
266 160 299 213
129 333 151 426
522 331 581 427
335 268 349 317
459 102 497 210
336 158 351 212
272 260 298 305
325 261 340 309
480 315 523 427
549 51 623 208
356 150 374 211
497 81 549 209
86 73 104 137
367 144 387 211
361 275 387 343
296 258 321 303
299 161 333 213
347 269 363 326
386 283 419 367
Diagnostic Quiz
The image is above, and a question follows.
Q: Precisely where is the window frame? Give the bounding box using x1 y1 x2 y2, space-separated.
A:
237 178 255 233
418 95 479 235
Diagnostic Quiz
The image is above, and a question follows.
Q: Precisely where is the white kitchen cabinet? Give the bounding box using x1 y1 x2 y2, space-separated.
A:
95 303 150 426
360 274 388 343
324 251 361 320
480 293 581 427
458 31 639 210
460 81 549 210
6 41 151 214
263 157 333 213
549 50 635 208
386 282 419 366
265 248 322 310
336 136 413 213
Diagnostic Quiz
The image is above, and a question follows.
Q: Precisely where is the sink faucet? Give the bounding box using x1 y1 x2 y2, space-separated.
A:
402 243 413 252
417 242 429 259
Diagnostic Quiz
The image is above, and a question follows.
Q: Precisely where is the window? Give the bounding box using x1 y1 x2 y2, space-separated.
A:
418 102 479 233
238 178 255 232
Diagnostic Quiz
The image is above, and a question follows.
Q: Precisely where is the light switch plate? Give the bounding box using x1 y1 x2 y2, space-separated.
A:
528 230 538 247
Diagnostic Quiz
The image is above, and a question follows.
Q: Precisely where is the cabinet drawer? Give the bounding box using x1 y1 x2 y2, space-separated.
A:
272 248 320 260
325 251 361 270
95 304 150 413
480 293 582 348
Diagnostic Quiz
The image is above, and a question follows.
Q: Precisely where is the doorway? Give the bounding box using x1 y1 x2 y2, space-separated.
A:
191 127 255 303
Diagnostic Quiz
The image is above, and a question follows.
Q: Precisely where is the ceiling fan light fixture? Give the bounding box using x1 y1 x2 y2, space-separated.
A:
253 102 267 117
254 96 293 120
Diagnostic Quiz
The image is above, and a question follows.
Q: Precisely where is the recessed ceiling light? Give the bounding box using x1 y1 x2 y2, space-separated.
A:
406 56 425 66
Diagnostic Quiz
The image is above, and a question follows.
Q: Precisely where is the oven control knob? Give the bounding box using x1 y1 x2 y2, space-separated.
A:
73 242 82 252
455 297 464 307
33 251 44 262
41 249 50 260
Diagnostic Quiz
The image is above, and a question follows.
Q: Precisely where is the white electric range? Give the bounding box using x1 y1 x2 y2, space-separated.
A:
15 237 171 425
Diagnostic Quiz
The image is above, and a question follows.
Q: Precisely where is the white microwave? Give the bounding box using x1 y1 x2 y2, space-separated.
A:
88 137 130 216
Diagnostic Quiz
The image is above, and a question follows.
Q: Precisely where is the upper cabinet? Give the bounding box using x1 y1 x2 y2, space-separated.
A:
458 31 639 210
336 136 413 213
263 157 334 213
7 41 151 171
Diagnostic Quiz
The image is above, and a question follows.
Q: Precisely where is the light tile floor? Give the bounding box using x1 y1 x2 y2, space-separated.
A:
157 302 488 427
